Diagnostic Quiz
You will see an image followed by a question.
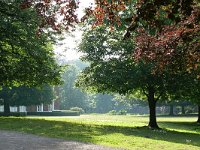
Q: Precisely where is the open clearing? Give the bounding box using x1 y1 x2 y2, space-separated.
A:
0 114 199 150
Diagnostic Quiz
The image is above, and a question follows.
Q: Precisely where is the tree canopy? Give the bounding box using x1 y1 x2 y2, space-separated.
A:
19 0 199 76
0 0 62 87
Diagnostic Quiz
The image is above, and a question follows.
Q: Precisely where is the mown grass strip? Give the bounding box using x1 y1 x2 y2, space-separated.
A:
0 115 199 150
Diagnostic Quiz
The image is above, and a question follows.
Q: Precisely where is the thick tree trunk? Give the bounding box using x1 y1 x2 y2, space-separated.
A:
147 88 159 129
197 105 200 123
169 104 174 116
181 106 185 115
4 98 10 116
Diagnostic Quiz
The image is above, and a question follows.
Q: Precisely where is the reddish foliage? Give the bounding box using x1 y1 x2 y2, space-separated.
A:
21 0 79 33
133 7 200 76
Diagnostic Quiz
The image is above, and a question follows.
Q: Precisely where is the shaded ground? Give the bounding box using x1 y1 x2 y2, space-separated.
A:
0 130 120 150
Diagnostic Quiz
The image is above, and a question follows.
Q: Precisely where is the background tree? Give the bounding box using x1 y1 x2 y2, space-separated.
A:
57 60 116 113
59 65 88 110
94 94 115 113
114 92 148 113
179 75 200 122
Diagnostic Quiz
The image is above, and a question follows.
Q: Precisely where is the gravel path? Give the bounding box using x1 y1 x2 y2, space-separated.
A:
0 130 121 150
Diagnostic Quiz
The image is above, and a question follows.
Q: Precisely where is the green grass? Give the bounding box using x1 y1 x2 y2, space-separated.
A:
0 114 199 150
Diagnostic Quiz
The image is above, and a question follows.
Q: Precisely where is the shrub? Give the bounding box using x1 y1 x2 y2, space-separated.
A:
108 110 117 115
0 112 27 117
117 110 127 115
70 107 85 114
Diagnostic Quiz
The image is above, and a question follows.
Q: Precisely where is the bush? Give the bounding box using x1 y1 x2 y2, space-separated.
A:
117 110 127 115
70 107 85 114
27 111 80 116
108 110 127 115
108 110 117 115
0 112 27 117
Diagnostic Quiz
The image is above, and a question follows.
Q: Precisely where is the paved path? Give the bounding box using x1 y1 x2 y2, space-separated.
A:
0 130 121 150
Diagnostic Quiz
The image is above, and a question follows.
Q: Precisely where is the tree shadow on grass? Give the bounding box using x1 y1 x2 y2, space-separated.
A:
93 123 200 147
0 117 200 148
159 121 200 133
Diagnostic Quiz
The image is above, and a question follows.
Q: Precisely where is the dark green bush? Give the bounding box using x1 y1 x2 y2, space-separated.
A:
0 112 27 117
27 111 80 116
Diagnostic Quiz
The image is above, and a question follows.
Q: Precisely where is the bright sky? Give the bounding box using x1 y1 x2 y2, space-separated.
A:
54 0 94 61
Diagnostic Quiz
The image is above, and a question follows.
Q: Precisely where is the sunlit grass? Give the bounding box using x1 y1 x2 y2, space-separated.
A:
0 114 199 150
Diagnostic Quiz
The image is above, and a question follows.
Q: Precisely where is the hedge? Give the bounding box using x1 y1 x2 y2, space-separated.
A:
0 112 27 117
27 111 80 116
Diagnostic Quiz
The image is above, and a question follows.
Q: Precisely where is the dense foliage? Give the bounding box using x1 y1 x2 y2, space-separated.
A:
0 0 62 87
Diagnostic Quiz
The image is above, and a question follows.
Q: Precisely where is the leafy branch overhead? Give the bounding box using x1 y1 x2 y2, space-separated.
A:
0 0 63 87
18 0 199 76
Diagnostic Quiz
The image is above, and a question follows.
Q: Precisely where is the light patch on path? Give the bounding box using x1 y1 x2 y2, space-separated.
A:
0 130 122 150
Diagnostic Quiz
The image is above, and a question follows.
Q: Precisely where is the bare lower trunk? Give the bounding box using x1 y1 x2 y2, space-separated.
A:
147 87 159 129
181 106 185 115
197 105 200 123
169 104 174 116
4 98 10 116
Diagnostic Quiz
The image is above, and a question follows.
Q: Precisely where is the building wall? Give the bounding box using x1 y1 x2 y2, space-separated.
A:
0 99 60 112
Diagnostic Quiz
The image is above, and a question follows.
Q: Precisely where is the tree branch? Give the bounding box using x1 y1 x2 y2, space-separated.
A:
142 87 148 97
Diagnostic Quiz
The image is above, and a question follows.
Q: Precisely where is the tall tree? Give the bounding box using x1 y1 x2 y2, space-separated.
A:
0 1 62 115
77 26 185 128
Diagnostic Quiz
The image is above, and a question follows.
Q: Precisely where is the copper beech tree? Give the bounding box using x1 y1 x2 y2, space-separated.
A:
20 0 80 33
133 7 200 77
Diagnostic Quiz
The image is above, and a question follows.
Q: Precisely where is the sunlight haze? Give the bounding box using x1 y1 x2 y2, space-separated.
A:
54 0 94 60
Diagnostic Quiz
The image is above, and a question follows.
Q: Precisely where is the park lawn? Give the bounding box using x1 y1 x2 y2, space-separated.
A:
0 115 199 150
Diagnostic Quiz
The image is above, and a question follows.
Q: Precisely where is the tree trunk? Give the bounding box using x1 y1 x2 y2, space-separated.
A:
4 98 10 116
181 106 185 115
169 104 174 116
197 105 200 123
147 88 159 129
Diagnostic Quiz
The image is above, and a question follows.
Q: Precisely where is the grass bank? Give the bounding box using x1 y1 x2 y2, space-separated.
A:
0 114 199 150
